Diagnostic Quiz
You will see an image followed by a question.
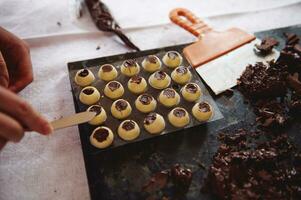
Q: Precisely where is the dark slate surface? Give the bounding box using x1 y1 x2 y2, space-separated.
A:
69 25 301 200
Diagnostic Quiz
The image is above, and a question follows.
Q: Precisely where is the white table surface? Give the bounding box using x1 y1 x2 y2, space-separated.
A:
0 1 301 199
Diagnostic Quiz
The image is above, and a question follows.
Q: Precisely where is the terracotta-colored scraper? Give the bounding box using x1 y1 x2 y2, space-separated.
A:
169 8 278 95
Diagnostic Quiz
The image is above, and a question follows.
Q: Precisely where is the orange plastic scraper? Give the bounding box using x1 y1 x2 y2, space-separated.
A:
169 8 279 95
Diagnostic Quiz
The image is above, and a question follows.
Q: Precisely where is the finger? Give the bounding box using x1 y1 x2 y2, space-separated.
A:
0 136 7 150
0 87 53 135
9 43 33 92
0 51 9 87
0 112 24 142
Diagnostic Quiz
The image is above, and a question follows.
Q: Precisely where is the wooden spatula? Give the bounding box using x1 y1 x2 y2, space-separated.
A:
169 8 279 95
51 111 96 131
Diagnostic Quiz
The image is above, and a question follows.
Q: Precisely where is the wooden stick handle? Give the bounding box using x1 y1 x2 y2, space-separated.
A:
169 8 212 37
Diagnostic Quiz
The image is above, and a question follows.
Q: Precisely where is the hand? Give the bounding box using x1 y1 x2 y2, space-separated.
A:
0 86 53 150
0 27 33 92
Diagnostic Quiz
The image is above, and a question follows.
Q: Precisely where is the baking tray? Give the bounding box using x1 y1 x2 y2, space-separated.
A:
68 44 223 154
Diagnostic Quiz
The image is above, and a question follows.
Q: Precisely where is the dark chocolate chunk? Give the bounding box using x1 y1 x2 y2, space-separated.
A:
185 83 198 93
101 64 113 72
78 69 89 77
163 88 175 98
130 75 142 84
167 51 178 60
287 72 301 95
122 120 135 131
198 102 211 112
154 71 166 80
171 164 192 194
83 88 94 95
115 100 128 111
176 66 188 74
142 170 169 193
254 37 279 55
144 113 157 125
123 59 136 68
147 55 158 64
89 105 102 115
108 81 120 91
139 94 152 105
173 108 186 117
93 128 109 142
284 32 300 45
255 100 290 128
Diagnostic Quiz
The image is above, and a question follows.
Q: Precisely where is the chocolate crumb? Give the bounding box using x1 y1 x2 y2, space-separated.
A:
176 66 188 74
147 55 158 64
83 88 94 95
108 81 120 91
139 94 152 105
124 59 136 68
93 128 109 142
101 64 113 72
115 100 128 111
130 75 142 84
89 105 102 115
163 88 175 98
78 69 89 77
154 71 166 80
173 108 186 117
185 83 198 93
144 113 157 125
96 46 100 50
198 102 211 112
122 120 135 131
167 51 178 60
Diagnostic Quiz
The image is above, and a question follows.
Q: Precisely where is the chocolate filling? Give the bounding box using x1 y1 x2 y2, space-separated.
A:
130 75 142 84
185 83 198 93
108 81 120 91
198 102 210 112
147 55 158 64
89 105 102 115
122 120 135 131
93 128 109 142
144 113 157 125
167 51 178 60
78 69 89 77
154 71 166 80
115 100 128 111
173 108 186 117
83 88 94 95
163 88 175 98
101 64 113 72
176 66 188 74
139 94 152 105
124 59 136 68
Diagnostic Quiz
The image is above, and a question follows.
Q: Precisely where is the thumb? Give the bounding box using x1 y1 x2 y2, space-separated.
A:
0 51 9 88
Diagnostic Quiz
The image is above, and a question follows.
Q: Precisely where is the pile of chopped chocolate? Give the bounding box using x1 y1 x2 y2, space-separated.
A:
238 33 301 129
238 61 287 99
203 129 301 200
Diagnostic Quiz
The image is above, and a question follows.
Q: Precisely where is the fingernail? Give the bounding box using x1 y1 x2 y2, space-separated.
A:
42 122 53 135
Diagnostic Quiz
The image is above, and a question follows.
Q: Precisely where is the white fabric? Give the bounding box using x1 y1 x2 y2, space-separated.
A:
0 0 301 200
103 0 301 28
